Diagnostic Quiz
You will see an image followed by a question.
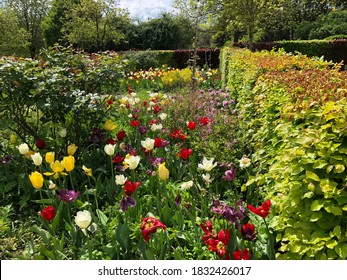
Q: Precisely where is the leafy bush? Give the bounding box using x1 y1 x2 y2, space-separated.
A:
324 35 347 40
220 47 347 259
0 45 126 149
122 50 171 71
232 39 347 67
121 49 220 71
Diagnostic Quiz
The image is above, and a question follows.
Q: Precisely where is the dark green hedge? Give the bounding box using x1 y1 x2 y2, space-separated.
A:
120 49 220 70
233 39 347 67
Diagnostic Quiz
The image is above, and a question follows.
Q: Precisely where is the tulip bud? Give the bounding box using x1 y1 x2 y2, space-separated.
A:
58 128 67 138
10 134 17 144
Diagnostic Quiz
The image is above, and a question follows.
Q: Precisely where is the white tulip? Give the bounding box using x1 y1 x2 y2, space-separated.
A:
104 144 116 156
198 157 217 172
16 143 29 155
151 123 163 132
115 174 127 185
159 113 167 120
239 156 251 169
181 180 194 191
31 152 43 166
141 138 155 151
75 210 92 229
123 155 140 170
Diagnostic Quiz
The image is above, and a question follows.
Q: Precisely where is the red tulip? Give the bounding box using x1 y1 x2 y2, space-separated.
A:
233 248 251 260
248 199 271 218
116 130 127 141
187 121 196 130
177 147 192 160
140 217 166 242
41 206 55 221
124 181 140 196
36 138 46 150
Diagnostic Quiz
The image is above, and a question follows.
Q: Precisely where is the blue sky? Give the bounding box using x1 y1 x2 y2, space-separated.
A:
118 0 175 21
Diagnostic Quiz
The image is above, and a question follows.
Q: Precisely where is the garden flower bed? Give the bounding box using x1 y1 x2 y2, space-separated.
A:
1 46 346 260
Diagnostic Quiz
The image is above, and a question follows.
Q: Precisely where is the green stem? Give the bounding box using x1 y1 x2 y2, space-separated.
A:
69 173 74 190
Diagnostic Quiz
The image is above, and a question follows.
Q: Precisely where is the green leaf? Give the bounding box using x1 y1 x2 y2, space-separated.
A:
310 212 323 222
30 225 51 245
324 205 342 216
52 200 64 233
138 239 148 260
323 101 335 114
115 223 130 252
32 199 54 204
96 209 108 226
320 179 336 194
339 146 347 154
302 191 314 199
306 171 320 182
330 226 341 240
313 160 328 169
326 239 338 249
334 243 347 259
311 200 324 211
176 231 187 240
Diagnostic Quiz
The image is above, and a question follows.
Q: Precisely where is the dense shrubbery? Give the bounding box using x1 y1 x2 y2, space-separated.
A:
122 49 220 71
220 47 347 259
232 39 347 67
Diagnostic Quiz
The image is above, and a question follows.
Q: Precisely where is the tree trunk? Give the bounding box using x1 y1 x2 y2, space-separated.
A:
248 25 254 51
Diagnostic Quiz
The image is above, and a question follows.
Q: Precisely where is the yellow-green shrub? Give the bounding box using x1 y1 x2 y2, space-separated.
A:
221 47 347 259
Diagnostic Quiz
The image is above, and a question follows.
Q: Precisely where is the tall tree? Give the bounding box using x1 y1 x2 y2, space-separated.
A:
5 0 49 57
0 7 30 56
63 0 129 52
129 13 193 50
41 0 79 47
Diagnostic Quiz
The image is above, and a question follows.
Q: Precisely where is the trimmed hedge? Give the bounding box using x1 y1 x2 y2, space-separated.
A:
233 39 347 67
220 47 347 259
121 48 220 70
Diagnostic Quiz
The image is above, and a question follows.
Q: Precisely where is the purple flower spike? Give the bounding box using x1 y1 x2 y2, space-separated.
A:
57 189 80 202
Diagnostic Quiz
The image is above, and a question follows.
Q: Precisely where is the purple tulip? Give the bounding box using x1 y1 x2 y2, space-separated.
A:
57 189 80 202
120 196 136 212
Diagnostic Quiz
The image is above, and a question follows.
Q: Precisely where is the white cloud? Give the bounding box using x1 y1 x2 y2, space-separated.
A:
119 0 175 21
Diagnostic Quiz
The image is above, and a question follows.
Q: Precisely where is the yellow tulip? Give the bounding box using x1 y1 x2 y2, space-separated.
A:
44 160 67 179
82 165 93 177
29 171 44 189
104 119 117 131
158 162 169 180
62 156 75 172
67 144 78 156
45 152 55 164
